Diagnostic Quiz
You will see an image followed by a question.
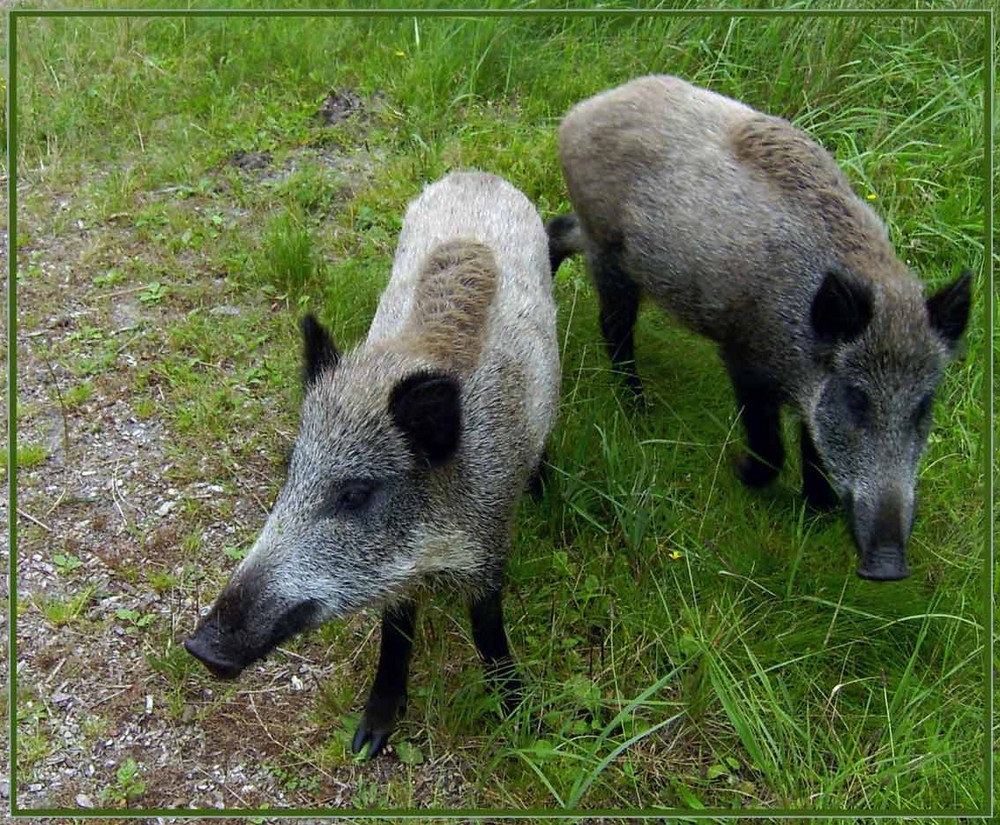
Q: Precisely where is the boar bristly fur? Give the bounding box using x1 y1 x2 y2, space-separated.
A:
187 172 559 758
549 75 971 581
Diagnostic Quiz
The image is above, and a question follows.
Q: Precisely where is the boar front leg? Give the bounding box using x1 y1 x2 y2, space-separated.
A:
352 599 417 759
724 358 785 488
469 586 523 713
800 422 838 510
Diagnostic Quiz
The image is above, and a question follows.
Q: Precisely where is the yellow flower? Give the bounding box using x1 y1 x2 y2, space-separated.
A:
866 193 877 200
669 550 683 561
395 50 406 57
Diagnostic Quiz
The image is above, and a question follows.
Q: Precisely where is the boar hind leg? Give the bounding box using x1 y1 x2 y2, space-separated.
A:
352 599 417 759
591 249 643 396
469 587 523 713
800 422 838 510
725 361 784 487
527 447 549 501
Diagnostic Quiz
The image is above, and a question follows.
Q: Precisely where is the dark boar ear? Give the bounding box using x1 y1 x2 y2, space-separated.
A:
301 314 339 387
389 371 461 467
926 270 972 350
811 269 873 344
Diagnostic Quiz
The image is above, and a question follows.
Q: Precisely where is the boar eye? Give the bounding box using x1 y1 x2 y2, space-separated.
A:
334 480 377 514
844 384 870 427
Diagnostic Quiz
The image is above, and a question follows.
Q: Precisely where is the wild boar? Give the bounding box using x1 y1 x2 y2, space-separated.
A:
548 75 971 581
186 171 560 757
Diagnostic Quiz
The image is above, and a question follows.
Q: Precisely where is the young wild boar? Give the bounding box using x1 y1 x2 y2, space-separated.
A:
186 171 560 758
548 75 971 582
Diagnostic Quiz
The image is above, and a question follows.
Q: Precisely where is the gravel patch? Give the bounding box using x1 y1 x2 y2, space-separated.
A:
8 156 490 814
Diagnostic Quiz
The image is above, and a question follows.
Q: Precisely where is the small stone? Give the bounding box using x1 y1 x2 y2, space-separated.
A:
318 89 362 125
209 306 240 317
76 793 93 808
229 150 271 171
155 500 175 517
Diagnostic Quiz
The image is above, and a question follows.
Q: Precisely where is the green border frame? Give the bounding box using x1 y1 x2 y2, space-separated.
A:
5 5 994 820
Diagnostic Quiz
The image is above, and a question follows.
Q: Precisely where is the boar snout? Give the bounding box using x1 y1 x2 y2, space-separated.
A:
856 548 910 582
847 487 914 582
185 593 321 679
184 619 245 680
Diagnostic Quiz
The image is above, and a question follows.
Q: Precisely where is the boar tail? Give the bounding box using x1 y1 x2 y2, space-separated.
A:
546 212 584 274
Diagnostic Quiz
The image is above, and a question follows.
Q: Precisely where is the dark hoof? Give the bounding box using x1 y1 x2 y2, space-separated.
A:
351 718 392 760
615 369 645 401
615 376 649 413
735 454 779 488
486 663 524 715
623 373 645 398
499 673 525 716
351 692 406 759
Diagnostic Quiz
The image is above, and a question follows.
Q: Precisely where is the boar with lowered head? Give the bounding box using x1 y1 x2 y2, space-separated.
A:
548 75 971 582
186 171 560 757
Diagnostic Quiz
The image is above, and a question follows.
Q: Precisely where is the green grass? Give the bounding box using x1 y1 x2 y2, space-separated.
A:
32 585 96 629
2 443 48 470
10 0 989 815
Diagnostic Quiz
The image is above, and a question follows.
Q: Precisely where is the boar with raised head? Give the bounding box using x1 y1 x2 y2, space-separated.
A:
186 171 560 757
548 75 971 582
